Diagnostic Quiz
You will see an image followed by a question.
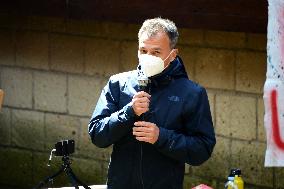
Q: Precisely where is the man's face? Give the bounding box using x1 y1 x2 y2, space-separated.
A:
138 31 177 68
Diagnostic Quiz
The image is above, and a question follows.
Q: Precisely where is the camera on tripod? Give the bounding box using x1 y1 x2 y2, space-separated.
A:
33 139 91 189
54 139 75 156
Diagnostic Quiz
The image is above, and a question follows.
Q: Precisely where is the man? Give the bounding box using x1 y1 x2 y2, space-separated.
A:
89 18 216 189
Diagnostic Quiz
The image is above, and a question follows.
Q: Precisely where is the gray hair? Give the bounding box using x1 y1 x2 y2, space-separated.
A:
138 17 179 49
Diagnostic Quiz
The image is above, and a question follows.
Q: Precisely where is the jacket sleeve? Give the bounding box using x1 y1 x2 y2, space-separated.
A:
88 77 138 148
154 87 216 166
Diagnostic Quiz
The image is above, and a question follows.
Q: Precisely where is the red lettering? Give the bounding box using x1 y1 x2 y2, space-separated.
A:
271 89 284 150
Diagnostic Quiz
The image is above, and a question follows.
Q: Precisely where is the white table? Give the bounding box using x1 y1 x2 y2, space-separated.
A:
48 185 107 189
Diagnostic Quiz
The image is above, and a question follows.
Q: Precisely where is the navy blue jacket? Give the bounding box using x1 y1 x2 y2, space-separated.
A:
89 57 216 189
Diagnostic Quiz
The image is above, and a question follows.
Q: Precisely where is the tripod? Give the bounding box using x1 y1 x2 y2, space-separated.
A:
33 155 91 189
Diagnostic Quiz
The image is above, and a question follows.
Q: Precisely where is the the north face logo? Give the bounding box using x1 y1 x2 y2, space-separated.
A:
168 96 180 102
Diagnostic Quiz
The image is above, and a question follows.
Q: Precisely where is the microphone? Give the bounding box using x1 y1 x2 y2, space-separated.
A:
137 64 151 121
137 64 150 92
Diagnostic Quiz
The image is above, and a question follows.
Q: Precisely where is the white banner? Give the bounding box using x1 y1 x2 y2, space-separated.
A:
264 0 284 166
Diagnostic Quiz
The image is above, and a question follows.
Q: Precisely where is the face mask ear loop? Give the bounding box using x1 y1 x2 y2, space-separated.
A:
163 50 174 62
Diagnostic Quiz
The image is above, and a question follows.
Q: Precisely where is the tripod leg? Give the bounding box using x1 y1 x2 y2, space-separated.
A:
33 166 65 189
65 167 80 189
67 167 91 189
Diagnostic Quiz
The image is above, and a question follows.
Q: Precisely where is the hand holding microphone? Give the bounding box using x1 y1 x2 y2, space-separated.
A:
132 91 151 116
132 90 159 144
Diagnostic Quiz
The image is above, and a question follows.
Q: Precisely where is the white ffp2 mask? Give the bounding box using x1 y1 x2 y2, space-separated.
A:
138 51 173 78
138 54 164 78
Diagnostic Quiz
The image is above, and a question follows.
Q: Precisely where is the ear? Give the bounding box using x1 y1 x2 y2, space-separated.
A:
170 49 178 62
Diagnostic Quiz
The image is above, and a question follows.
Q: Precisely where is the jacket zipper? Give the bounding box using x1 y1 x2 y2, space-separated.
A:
139 83 151 189
140 143 144 189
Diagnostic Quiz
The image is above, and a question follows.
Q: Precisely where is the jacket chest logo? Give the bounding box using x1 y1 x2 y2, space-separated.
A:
168 95 180 102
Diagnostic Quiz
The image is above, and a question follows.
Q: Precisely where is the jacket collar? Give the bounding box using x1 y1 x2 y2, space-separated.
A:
149 56 188 87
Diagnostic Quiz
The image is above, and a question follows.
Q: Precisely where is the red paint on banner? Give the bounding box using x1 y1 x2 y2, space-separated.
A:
271 89 284 150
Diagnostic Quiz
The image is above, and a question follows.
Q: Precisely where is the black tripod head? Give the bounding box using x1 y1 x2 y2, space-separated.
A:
54 140 75 156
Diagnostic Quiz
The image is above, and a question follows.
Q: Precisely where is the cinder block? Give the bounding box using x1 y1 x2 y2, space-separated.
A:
0 29 14 66
184 163 190 174
66 19 139 40
195 48 235 90
179 29 204 46
11 109 44 150
15 31 49 70
1 67 32 108
50 34 85 74
0 107 11 145
66 19 102 37
0 13 17 29
232 185 262 189
68 75 102 116
257 98 266 142
45 113 80 151
101 160 109 180
216 95 256 140
121 23 140 40
275 168 284 188
231 140 273 187
106 22 138 41
85 38 120 76
34 71 67 113
0 147 33 187
120 41 138 72
12 15 33 31
100 21 138 41
236 51 266 94
204 31 246 48
78 118 112 161
26 16 66 33
207 92 215 125
101 76 110 89
247 33 267 51
178 47 195 80
72 157 107 185
191 137 231 179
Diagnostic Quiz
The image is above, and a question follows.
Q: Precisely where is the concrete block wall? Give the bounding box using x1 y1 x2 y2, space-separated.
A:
0 14 278 189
